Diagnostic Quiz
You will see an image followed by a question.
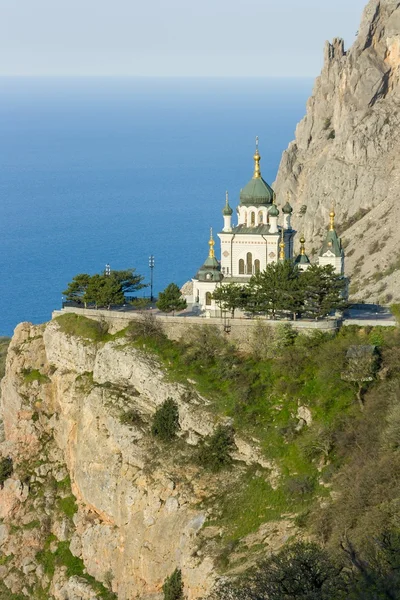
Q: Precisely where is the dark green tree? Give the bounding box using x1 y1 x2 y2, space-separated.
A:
151 398 180 441
217 542 346 600
245 261 303 318
302 264 347 319
197 425 236 472
212 283 243 317
0 457 13 488
63 269 146 309
63 274 91 305
163 568 184 600
156 283 187 315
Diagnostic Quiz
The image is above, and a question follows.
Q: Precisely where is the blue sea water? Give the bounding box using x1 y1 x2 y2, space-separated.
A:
0 77 312 337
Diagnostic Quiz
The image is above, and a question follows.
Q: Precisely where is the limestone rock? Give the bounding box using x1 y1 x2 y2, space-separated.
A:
0 319 281 599
274 0 400 302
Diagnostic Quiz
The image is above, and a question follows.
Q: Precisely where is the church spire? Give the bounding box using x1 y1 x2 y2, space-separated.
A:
279 229 285 261
300 235 306 256
329 206 336 231
253 136 261 179
208 228 215 258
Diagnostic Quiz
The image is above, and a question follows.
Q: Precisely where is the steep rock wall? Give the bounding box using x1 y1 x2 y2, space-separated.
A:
274 0 400 302
0 321 281 599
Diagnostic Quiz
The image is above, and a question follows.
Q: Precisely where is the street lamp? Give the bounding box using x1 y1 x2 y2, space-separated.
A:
149 255 155 303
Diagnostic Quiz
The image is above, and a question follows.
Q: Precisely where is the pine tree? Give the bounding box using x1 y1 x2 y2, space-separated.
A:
156 283 187 315
212 283 243 317
301 264 347 318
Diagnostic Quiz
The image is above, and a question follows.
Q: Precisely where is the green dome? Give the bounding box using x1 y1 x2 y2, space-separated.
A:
195 256 224 282
295 254 310 265
268 204 279 217
240 177 275 206
282 202 293 214
222 204 233 216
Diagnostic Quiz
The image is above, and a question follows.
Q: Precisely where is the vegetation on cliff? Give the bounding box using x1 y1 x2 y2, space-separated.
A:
125 314 400 592
1 314 400 598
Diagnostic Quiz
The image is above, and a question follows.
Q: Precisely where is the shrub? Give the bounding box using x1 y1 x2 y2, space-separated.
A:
151 398 180 441
275 323 298 348
382 402 400 450
22 368 50 384
323 117 332 130
0 457 13 488
127 312 165 341
181 326 230 367
58 495 78 518
328 129 336 139
120 408 144 427
390 304 400 324
285 474 315 497
216 542 346 600
163 568 183 600
197 425 235 472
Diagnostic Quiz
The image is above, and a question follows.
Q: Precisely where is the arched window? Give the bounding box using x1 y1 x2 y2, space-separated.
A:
239 259 245 274
244 212 248 226
258 211 263 224
251 212 256 226
205 292 212 306
254 259 261 274
246 252 253 274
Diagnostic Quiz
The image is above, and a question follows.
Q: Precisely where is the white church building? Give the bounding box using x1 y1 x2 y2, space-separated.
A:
187 140 345 316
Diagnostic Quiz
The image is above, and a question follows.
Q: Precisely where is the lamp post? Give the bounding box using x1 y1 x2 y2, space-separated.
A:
149 255 155 303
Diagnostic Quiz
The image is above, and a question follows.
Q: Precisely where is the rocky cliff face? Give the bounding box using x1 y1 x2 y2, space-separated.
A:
274 0 400 302
0 321 287 600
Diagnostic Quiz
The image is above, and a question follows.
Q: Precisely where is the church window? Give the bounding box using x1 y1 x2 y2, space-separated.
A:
246 252 253 274
244 212 248 226
251 212 256 226
258 211 263 224
254 259 260 274
239 259 245 274
205 292 212 306
226 267 229 274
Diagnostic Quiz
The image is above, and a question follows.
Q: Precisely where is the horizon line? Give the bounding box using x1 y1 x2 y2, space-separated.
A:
0 74 316 80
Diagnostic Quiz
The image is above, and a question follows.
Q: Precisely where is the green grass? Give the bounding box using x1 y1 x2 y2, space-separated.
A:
21 368 50 384
58 495 78 518
125 323 400 545
36 536 116 598
0 582 26 600
55 313 111 342
207 467 313 542
23 520 41 530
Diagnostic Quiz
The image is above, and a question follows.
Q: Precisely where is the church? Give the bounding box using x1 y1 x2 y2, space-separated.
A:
187 140 345 316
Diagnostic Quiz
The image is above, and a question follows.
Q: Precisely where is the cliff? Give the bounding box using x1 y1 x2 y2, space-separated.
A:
0 318 288 600
1 314 400 599
274 0 400 302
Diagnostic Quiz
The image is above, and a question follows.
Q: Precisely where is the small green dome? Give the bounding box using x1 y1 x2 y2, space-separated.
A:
295 254 310 265
195 256 224 282
222 204 233 216
282 202 293 214
268 204 279 217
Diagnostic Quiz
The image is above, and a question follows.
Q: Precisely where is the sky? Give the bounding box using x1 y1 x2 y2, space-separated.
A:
0 0 367 77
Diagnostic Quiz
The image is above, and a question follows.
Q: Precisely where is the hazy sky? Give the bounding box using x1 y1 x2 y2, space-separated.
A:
1 0 367 77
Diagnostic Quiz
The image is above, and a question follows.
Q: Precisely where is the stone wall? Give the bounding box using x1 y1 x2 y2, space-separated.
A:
52 307 338 350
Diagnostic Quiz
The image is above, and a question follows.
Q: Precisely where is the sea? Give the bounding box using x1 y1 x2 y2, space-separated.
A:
0 77 312 337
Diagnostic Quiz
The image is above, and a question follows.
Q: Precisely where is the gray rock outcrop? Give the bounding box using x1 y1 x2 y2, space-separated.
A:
274 0 400 302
